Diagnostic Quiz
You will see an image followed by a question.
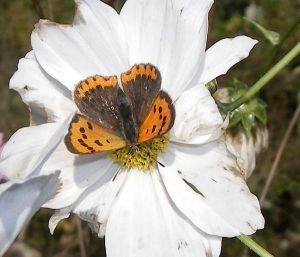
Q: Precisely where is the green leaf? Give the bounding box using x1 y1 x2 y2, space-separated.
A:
206 79 218 94
228 79 248 102
229 109 243 127
244 17 280 45
224 79 268 136
242 113 255 137
253 99 268 125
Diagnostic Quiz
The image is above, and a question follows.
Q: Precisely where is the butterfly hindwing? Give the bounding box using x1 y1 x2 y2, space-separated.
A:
121 64 161 127
74 75 134 139
65 114 127 154
138 91 175 143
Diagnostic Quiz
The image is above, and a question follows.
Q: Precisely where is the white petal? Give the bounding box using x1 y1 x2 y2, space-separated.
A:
106 169 221 257
74 0 129 70
254 127 269 155
210 237 222 257
32 0 127 91
199 36 258 84
225 127 269 179
49 168 127 236
171 85 226 144
159 141 264 237
42 143 119 209
0 173 59 256
71 168 128 237
48 206 71 234
225 132 256 179
10 51 76 122
121 0 213 99
0 114 74 179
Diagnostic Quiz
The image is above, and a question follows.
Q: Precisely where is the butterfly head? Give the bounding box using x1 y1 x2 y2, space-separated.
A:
129 144 140 153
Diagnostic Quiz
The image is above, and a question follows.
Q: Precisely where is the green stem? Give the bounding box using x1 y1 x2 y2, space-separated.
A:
266 16 300 71
237 235 274 257
225 42 300 112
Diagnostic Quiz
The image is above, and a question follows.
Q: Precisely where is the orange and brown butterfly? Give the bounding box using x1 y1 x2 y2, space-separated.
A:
65 63 175 154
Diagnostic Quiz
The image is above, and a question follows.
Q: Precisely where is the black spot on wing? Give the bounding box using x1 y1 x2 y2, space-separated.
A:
94 140 103 146
152 125 157 133
87 122 93 130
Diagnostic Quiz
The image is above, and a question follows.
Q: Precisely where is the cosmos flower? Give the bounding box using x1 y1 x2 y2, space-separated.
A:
225 126 269 179
0 0 264 256
214 88 269 179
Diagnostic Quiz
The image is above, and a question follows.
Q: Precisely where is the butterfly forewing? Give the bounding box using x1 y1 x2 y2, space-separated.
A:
65 114 127 154
138 91 175 143
121 64 161 127
74 75 133 139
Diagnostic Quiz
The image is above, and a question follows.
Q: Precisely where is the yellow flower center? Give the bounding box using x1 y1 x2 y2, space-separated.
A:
108 134 170 171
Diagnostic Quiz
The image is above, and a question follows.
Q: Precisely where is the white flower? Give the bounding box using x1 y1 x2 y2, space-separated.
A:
0 0 264 256
225 126 269 179
214 88 269 179
0 173 60 255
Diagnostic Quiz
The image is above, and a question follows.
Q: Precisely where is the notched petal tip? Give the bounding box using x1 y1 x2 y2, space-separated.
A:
232 36 258 60
49 207 71 234
200 36 259 84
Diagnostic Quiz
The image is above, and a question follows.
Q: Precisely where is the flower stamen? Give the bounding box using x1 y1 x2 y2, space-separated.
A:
108 134 170 171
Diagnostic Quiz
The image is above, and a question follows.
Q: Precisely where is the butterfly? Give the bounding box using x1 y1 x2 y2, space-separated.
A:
65 64 176 154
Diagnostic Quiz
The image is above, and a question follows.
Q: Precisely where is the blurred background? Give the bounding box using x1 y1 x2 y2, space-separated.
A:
0 0 299 256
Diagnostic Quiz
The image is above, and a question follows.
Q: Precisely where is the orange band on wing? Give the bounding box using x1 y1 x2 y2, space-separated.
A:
65 114 127 154
121 64 158 84
75 75 118 99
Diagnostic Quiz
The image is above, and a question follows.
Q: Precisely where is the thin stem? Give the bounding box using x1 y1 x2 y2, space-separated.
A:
76 217 87 257
47 0 54 20
266 16 300 71
260 105 300 204
31 0 46 19
223 42 300 112
237 235 274 257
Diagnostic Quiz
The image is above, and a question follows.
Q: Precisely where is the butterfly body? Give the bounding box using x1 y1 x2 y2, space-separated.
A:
116 90 138 145
65 64 175 155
